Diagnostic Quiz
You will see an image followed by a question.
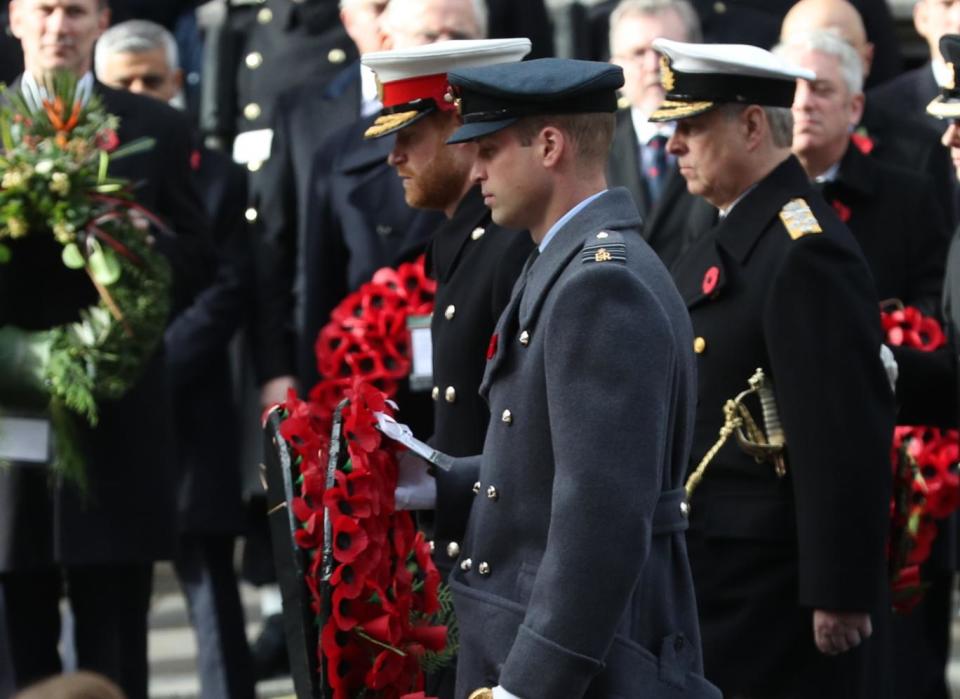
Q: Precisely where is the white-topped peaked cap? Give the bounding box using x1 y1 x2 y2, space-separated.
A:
361 38 531 138
648 38 816 122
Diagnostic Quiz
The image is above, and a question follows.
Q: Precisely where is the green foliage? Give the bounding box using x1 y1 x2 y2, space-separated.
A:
419 583 459 674
0 73 171 487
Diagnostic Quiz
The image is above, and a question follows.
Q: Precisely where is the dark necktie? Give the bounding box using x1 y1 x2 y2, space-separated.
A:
645 134 669 203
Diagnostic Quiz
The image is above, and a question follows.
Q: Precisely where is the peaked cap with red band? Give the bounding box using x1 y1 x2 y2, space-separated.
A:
361 38 531 139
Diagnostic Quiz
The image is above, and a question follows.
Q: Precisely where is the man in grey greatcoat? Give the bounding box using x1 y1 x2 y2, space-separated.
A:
442 58 720 699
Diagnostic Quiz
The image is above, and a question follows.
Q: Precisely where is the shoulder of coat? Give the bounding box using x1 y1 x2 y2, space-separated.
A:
779 198 822 241
581 230 627 265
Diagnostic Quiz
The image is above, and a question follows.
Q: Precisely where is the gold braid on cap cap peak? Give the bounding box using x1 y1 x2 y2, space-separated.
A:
363 110 421 139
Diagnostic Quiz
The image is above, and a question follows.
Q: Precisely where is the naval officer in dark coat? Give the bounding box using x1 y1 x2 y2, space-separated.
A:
650 38 896 698
444 58 719 699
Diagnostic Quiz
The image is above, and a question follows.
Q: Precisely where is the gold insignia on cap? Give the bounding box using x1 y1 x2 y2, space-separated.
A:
648 99 716 122
364 110 421 139
660 55 676 92
595 248 613 263
948 63 957 91
779 198 822 240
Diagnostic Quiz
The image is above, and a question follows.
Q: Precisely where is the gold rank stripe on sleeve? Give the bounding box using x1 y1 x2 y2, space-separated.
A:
779 198 823 240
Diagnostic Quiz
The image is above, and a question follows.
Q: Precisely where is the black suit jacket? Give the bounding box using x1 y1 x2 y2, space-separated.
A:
672 157 894 698
250 64 361 383
0 80 211 569
868 62 942 134
819 143 949 315
167 146 252 535
426 187 533 574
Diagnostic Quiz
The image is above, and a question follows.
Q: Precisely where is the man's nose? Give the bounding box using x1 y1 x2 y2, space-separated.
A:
388 146 404 167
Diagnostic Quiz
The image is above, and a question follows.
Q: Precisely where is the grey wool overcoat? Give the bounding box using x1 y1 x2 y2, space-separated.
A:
449 188 721 699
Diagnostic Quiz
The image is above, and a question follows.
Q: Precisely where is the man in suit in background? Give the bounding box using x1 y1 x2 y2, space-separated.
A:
606 0 707 264
775 29 950 315
96 19 256 699
0 1 211 697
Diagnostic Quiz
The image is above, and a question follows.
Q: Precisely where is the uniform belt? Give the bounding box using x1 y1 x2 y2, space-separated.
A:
652 488 690 535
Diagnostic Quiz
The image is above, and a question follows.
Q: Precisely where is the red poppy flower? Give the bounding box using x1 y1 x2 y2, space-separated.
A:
831 199 851 223
701 265 719 295
850 131 875 155
361 613 403 646
333 514 370 564
406 624 448 652
365 649 407 690
329 562 367 599
486 333 498 360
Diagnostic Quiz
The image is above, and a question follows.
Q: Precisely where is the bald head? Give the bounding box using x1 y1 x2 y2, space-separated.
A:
781 0 873 77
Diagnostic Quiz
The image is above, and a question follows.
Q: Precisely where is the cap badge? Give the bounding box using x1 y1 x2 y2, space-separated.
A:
660 55 676 92
702 266 719 295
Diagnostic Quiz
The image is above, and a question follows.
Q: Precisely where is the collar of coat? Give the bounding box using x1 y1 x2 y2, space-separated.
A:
518 187 642 330
673 155 812 308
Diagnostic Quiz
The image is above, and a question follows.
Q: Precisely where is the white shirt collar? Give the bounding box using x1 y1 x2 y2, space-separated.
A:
539 190 608 253
718 184 758 220
814 160 841 184
21 71 95 111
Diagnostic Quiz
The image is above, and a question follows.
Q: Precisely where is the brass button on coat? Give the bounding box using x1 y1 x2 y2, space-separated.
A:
486 486 499 501
257 7 273 23
471 226 485 240
328 48 347 64
444 304 456 320
680 501 691 517
427 539 436 553
446 541 460 558
460 558 472 572
501 409 512 424
445 386 456 403
714 1 727 12
472 481 481 494
478 561 491 575
244 207 258 222
431 386 439 401
519 330 530 346
245 52 263 69
693 337 707 354
243 102 261 121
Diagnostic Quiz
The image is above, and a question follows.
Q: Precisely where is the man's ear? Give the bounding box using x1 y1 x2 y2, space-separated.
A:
741 105 766 151
98 4 111 34
539 125 564 169
849 92 865 126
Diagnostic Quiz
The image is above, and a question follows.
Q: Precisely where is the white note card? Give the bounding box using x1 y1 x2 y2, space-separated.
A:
0 416 50 463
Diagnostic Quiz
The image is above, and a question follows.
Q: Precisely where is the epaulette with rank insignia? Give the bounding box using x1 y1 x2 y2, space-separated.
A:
581 230 627 265
779 198 822 240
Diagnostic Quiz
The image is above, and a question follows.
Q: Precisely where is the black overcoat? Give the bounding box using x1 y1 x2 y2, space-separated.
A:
671 156 896 698
426 186 532 573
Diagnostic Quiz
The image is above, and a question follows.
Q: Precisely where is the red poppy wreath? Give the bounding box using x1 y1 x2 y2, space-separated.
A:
277 256 455 698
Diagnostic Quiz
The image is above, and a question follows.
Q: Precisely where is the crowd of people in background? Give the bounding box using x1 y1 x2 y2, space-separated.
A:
2 0 960 697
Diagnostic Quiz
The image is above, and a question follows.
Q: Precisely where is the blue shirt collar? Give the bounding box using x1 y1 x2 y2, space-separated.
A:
538 189 608 253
